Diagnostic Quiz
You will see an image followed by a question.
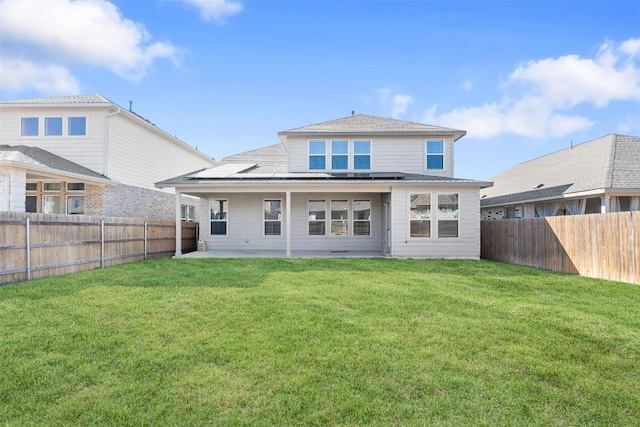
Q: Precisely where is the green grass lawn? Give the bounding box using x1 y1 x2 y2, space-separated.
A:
1 258 639 426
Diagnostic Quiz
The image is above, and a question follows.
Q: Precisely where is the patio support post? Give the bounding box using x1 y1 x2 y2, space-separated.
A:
175 191 182 257
601 195 609 213
286 190 291 258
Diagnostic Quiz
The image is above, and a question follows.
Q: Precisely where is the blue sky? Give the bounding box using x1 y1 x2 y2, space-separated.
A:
1 0 639 179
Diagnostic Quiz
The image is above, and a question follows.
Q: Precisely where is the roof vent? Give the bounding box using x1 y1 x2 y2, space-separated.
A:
535 183 544 189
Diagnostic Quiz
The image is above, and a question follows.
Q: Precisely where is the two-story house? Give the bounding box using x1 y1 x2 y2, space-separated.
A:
0 94 217 219
157 114 492 258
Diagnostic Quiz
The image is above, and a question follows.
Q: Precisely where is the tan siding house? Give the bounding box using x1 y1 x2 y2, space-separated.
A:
158 114 491 258
0 94 217 219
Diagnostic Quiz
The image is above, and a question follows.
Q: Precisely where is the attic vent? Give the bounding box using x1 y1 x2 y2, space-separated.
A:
481 195 487 198
535 183 544 189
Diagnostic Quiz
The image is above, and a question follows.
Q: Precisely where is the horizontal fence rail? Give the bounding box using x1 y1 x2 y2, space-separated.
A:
481 211 639 285
0 212 198 285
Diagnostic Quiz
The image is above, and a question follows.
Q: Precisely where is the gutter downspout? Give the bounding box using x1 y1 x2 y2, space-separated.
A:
104 106 121 177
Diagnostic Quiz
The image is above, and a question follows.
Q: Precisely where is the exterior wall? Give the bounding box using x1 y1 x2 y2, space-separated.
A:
201 192 382 252
390 186 481 259
103 183 200 220
0 106 109 173
0 169 26 212
287 136 454 177
107 114 215 190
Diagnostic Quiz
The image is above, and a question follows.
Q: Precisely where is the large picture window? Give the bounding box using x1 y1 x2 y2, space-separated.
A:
210 199 228 235
308 200 326 236
309 140 326 170
353 200 371 236
264 200 282 236
426 140 444 170
438 193 459 237
331 200 348 236
410 193 431 237
66 196 85 215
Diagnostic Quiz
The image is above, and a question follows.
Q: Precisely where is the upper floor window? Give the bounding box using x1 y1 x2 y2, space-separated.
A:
309 140 326 170
210 199 228 235
331 140 348 170
21 117 39 136
45 117 63 136
354 140 371 170
68 117 87 136
426 139 444 170
264 199 282 236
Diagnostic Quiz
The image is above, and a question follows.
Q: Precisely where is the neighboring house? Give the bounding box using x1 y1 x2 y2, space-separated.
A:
481 134 640 220
0 94 217 219
157 114 491 258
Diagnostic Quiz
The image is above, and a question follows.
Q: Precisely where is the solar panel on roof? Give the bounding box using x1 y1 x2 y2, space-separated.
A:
187 163 256 178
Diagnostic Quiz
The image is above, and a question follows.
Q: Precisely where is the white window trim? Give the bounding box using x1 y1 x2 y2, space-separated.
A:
263 199 283 236
210 199 228 236
436 193 460 239
408 192 432 239
425 139 445 171
308 199 327 237
308 139 373 172
352 199 371 237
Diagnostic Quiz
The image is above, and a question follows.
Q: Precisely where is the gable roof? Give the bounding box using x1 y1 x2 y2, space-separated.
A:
278 114 466 141
220 143 287 173
480 134 640 206
0 94 112 105
0 145 110 182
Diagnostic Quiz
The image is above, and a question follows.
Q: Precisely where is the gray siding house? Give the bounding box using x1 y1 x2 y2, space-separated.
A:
481 134 640 219
157 114 491 258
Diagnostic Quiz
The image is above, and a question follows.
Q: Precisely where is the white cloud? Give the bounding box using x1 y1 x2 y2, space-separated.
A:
0 56 80 94
430 38 640 139
180 0 243 21
377 87 414 118
0 0 181 93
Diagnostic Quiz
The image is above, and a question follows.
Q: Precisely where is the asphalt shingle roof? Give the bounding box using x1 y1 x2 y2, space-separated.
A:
0 145 109 180
0 94 111 104
480 134 640 206
279 114 465 139
220 143 287 173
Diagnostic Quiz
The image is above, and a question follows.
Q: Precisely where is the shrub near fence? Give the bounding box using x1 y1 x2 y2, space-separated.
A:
481 211 639 284
0 212 198 285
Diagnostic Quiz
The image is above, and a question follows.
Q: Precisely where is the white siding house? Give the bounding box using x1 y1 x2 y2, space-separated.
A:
0 94 217 219
157 114 491 258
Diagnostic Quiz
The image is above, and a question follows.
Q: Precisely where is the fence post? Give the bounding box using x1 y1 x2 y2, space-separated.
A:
144 222 148 260
26 217 31 281
101 219 105 269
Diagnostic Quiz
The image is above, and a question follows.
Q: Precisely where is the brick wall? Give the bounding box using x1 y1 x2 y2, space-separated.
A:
102 183 199 220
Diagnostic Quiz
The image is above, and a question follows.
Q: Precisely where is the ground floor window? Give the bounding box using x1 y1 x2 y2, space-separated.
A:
353 200 371 236
264 199 282 235
307 198 371 237
308 200 326 235
181 204 195 221
210 199 227 235
331 200 349 236
438 193 459 237
26 181 86 214
410 193 431 237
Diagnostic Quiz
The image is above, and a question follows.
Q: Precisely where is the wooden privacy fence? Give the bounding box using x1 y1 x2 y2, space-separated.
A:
481 211 639 284
0 212 198 285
